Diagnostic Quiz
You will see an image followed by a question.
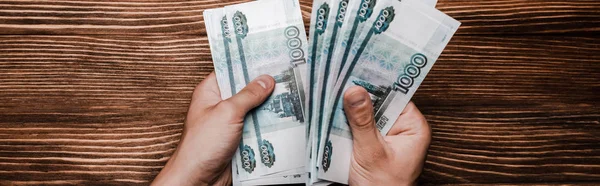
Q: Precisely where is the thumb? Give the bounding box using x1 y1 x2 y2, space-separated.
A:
218 75 275 119
343 86 387 159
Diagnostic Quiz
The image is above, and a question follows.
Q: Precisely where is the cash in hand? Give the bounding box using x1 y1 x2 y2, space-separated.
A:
203 0 459 184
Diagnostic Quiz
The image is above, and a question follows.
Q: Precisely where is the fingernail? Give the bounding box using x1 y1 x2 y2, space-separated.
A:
255 75 272 89
348 91 367 107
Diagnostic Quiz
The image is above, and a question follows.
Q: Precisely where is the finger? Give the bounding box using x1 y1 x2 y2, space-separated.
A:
217 75 275 120
192 72 222 103
343 86 386 157
387 102 430 138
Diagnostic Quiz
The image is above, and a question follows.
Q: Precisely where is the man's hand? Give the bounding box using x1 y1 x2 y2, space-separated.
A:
343 86 431 186
152 72 275 186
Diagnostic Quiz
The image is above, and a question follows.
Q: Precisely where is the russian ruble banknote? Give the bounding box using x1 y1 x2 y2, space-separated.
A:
232 165 307 186
234 172 306 186
321 0 438 106
311 0 438 181
305 0 330 184
316 0 460 183
205 8 307 186
319 0 437 109
224 0 309 180
309 0 354 184
204 0 310 184
205 0 458 184
309 0 379 182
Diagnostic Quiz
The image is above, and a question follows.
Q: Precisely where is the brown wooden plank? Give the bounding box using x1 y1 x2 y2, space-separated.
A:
0 35 598 184
0 0 598 35
0 35 202 185
417 35 600 184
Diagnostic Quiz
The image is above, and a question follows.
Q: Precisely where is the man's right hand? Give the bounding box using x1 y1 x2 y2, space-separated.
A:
343 86 431 186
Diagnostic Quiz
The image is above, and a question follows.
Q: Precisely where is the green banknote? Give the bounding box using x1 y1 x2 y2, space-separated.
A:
204 8 307 185
223 0 308 180
320 0 437 116
306 0 332 184
205 8 237 100
317 0 460 183
206 0 309 182
322 0 436 100
310 0 353 183
327 0 379 84
313 0 437 178
311 2 380 178
225 0 310 181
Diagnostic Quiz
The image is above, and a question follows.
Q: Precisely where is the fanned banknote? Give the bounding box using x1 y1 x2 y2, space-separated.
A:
317 0 460 183
233 164 307 186
310 0 354 184
313 0 438 178
320 0 437 114
306 0 333 184
235 172 307 186
203 0 459 184
327 0 379 84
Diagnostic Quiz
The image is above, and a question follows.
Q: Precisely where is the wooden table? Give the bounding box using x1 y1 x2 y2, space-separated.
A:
0 0 598 185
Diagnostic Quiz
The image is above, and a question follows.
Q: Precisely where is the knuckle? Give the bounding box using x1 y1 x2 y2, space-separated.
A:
355 116 373 129
422 120 432 138
414 109 430 133
243 85 264 99
421 116 429 129
349 108 375 130
216 101 237 114
216 101 245 122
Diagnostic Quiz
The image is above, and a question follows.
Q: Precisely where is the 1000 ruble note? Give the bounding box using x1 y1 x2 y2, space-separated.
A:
318 0 438 135
313 0 438 180
317 0 460 183
204 7 307 185
310 0 353 184
223 0 309 181
305 0 332 184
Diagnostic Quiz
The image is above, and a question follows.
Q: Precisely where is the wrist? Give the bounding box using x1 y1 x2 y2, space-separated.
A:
152 149 212 186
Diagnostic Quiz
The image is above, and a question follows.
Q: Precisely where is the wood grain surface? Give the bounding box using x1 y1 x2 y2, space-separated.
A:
0 0 599 185
0 0 599 35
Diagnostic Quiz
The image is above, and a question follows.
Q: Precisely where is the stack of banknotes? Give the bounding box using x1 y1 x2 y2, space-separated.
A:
204 0 460 184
